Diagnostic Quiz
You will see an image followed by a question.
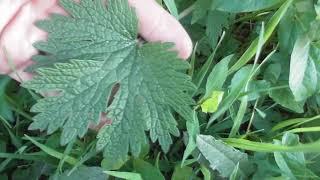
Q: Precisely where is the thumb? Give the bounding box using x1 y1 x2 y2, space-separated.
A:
128 0 193 59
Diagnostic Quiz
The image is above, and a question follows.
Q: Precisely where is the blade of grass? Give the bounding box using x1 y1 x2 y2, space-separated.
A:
245 99 259 134
0 153 47 161
178 3 195 20
228 0 293 74
188 42 198 77
200 164 211 180
193 31 226 90
271 115 320 132
229 22 265 137
223 138 320 153
163 0 179 18
287 127 320 134
56 139 75 174
207 48 275 128
0 115 22 148
4 94 33 121
24 135 78 165
181 111 199 167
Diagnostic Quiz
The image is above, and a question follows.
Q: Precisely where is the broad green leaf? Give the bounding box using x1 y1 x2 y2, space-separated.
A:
196 135 251 178
316 3 320 18
101 157 127 170
264 63 282 84
252 153 282 179
204 55 232 99
212 0 284 13
246 80 271 101
278 0 316 53
206 10 230 48
274 133 319 179
172 166 194 180
289 35 317 101
191 0 211 23
269 82 305 113
200 91 224 113
23 0 195 162
310 41 320 92
133 159 165 180
56 167 108 180
105 171 142 180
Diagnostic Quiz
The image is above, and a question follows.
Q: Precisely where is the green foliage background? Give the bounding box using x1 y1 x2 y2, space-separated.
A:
1 0 320 179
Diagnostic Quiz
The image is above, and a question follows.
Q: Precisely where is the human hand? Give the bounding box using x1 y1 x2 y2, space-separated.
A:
0 0 193 82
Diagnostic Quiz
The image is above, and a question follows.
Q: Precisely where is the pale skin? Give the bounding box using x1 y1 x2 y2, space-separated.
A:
0 0 192 81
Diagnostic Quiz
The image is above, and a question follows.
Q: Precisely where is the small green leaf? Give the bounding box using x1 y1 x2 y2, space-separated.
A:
289 35 317 101
274 133 319 179
172 166 194 180
201 91 224 113
204 55 232 99
208 65 252 127
192 0 211 23
206 11 230 48
105 171 142 180
196 135 251 178
133 159 165 180
212 0 284 13
264 63 282 84
101 157 127 170
269 83 305 113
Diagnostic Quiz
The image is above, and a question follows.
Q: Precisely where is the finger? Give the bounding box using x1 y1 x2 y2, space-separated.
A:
128 0 193 59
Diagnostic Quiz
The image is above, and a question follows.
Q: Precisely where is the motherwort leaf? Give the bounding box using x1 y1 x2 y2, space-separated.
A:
23 0 195 162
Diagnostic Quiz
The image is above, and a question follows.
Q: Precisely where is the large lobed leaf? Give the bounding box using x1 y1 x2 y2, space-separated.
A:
23 0 195 162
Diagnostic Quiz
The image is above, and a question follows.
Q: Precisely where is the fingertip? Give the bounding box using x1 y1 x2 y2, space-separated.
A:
128 0 193 60
177 33 193 60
